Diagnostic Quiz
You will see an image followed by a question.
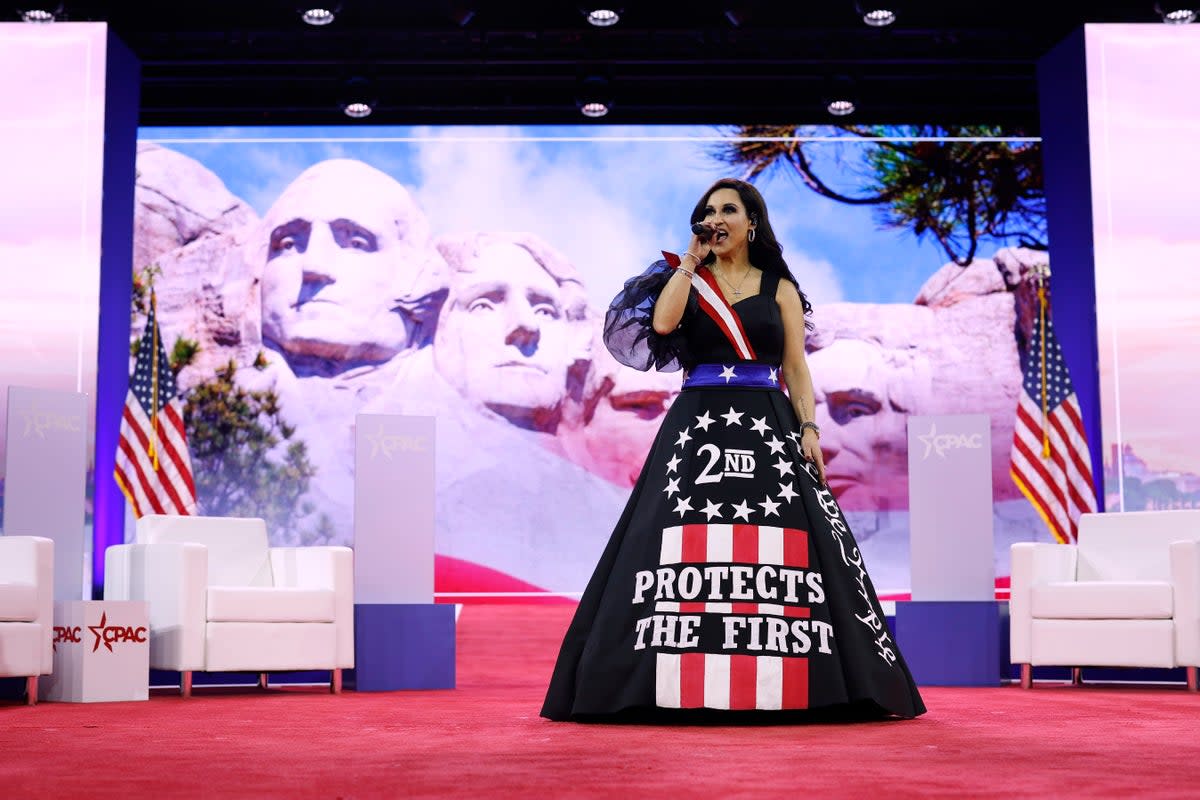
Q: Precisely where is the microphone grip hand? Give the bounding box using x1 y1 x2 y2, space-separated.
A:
688 223 714 263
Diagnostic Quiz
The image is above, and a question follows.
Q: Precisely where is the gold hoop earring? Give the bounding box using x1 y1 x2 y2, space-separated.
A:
748 228 756 243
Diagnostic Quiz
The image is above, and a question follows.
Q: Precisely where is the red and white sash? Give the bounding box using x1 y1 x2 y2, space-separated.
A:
662 251 756 361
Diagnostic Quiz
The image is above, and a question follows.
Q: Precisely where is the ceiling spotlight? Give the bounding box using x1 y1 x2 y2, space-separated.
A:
1155 5 1196 23
826 99 856 116
861 8 896 27
301 8 336 26
824 74 858 117
586 8 620 27
21 8 57 22
339 77 377 119
577 76 613 118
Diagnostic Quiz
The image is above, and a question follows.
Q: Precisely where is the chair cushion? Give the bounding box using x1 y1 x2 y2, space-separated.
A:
1031 581 1173 619
0 583 38 622
205 622 339 672
206 587 336 623
1030 619 1175 668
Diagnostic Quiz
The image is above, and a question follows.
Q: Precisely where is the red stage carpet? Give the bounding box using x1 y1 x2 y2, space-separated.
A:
2 605 1198 798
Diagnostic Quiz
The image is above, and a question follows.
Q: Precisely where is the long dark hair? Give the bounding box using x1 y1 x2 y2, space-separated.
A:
690 177 813 324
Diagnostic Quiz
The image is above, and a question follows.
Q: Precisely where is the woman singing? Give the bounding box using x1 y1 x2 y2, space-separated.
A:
542 178 926 721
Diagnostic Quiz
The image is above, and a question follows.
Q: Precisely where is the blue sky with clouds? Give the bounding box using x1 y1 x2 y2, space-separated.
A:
140 124 1038 309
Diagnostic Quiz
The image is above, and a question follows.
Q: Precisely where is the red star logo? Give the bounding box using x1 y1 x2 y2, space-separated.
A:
88 612 112 653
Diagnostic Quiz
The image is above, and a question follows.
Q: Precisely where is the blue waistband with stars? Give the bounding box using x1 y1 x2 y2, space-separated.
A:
682 362 781 389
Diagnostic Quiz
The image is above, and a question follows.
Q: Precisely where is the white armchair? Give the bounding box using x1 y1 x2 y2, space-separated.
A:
0 536 54 704
104 514 353 696
1010 509 1200 690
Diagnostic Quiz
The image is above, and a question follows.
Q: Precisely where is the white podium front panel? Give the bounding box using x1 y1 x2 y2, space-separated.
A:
354 414 436 604
3 386 90 601
40 600 149 703
906 414 995 601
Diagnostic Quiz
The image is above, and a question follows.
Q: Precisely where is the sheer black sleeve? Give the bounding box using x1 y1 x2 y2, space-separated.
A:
602 259 696 373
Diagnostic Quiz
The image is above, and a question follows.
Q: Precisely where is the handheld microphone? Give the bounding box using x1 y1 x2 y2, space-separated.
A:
690 222 711 240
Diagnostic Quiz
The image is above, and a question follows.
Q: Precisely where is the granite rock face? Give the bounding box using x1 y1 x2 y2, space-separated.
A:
808 248 1046 511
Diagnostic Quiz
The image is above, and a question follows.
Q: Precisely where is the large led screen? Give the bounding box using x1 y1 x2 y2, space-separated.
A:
1086 25 1200 512
0 23 108 536
133 124 1054 599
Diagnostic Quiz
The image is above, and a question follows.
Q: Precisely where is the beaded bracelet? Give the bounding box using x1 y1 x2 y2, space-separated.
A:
799 420 821 438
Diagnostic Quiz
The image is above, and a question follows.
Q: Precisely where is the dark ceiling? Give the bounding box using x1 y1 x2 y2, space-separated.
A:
33 1 1179 131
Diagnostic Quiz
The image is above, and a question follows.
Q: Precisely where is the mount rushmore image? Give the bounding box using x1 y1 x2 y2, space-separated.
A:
132 141 1050 595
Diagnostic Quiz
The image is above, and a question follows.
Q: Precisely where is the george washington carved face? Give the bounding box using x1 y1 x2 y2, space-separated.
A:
259 159 447 368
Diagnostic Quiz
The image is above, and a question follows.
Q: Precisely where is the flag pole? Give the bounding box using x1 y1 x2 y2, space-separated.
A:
1033 263 1051 458
149 285 160 472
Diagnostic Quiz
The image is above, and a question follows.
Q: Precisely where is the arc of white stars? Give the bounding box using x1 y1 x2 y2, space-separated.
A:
700 499 723 521
750 416 771 436
721 406 744 427
663 477 681 497
730 499 753 522
673 496 694 517
719 365 737 383
773 457 795 478
765 436 786 455
675 428 693 448
666 454 681 474
694 411 715 432
759 495 781 517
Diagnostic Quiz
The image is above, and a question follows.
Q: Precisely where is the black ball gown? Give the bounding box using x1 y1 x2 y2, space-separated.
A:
541 260 926 721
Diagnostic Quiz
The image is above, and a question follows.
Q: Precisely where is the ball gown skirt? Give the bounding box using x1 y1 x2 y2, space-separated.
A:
542 363 926 721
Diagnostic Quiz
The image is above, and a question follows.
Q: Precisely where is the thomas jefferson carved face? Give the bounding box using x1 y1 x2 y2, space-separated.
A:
259 159 447 366
433 235 589 432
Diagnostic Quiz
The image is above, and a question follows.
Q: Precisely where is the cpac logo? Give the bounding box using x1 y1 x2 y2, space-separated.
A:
694 444 756 484
21 406 83 439
88 612 148 653
917 423 984 459
52 626 82 652
365 424 428 460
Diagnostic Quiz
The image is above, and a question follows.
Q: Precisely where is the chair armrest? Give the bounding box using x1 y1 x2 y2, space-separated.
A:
269 547 355 668
105 542 207 671
1170 539 1200 667
267 544 350 671
1009 542 1078 663
0 536 55 674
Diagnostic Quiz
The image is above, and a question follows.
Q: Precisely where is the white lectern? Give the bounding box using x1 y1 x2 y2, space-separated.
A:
896 413 1000 685
352 414 454 690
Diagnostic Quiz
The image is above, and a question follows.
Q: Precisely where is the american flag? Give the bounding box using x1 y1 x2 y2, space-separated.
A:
654 523 810 710
1010 291 1097 543
114 292 198 517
